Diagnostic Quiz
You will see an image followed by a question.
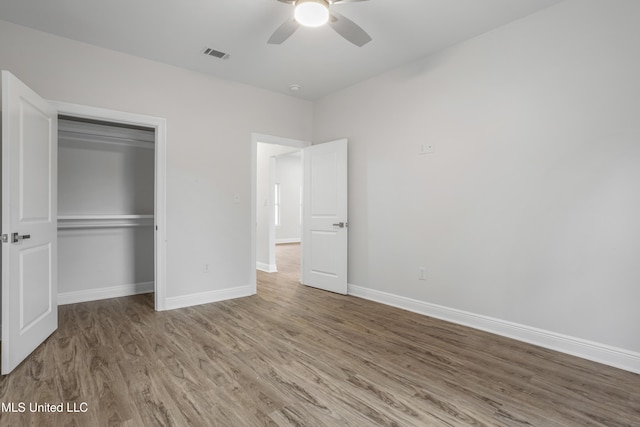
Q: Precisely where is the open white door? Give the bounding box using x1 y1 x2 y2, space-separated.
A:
1 71 58 375
301 139 348 294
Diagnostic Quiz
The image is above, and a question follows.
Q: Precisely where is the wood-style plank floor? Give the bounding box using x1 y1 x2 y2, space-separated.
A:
1 243 639 426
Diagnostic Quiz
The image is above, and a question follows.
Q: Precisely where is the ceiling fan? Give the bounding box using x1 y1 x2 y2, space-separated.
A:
268 0 372 47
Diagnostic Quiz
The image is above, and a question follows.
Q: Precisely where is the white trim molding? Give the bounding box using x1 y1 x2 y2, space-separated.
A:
276 238 301 244
348 284 640 375
49 100 168 311
59 282 154 305
164 285 254 311
256 262 278 273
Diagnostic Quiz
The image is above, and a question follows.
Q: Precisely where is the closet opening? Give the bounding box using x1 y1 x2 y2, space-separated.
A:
57 114 159 307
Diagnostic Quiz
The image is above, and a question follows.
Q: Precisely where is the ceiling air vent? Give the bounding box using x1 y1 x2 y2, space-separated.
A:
202 47 230 60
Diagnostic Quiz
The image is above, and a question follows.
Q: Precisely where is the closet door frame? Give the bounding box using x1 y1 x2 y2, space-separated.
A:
50 101 168 311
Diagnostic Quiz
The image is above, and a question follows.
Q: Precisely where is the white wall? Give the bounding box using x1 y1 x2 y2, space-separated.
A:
0 117 2 314
256 143 299 271
275 151 302 243
0 20 313 306
314 0 640 367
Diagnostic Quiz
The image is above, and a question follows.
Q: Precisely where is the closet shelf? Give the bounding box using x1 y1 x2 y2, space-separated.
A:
58 214 154 229
59 132 154 150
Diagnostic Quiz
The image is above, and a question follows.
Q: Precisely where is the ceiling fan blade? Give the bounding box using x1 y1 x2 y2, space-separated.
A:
328 11 372 47
276 0 295 3
268 18 300 44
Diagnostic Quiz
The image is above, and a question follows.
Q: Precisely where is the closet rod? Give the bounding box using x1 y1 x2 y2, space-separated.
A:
58 223 153 230
58 214 154 220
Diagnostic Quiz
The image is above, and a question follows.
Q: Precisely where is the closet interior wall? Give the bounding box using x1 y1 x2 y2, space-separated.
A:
57 117 155 303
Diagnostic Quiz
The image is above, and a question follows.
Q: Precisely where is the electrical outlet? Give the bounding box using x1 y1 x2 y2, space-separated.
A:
419 143 435 155
418 267 426 280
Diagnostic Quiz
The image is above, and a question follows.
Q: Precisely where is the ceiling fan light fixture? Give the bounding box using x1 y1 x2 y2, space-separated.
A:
294 0 330 27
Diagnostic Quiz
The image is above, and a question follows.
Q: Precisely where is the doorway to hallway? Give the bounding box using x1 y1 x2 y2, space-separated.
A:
256 243 301 296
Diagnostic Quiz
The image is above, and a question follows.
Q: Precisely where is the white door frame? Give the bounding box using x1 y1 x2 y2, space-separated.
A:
50 101 168 311
250 133 310 291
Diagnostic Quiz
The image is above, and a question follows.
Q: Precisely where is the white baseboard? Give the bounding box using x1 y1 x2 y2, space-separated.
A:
276 238 301 244
256 262 277 273
164 285 254 311
348 284 640 375
58 282 154 305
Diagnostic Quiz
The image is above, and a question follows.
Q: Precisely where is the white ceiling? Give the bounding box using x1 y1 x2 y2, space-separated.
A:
0 0 562 100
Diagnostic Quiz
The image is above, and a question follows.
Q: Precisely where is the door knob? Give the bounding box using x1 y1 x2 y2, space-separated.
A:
12 232 31 243
332 222 346 228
